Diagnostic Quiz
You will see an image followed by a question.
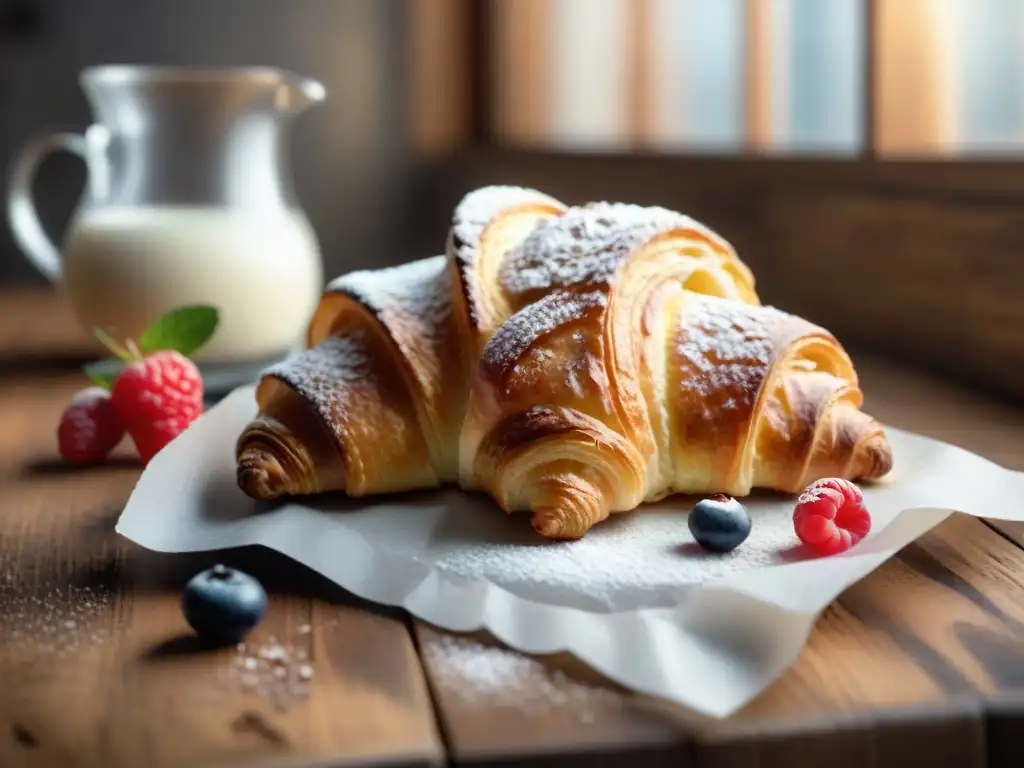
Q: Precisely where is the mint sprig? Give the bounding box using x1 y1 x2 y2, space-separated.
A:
83 305 220 390
138 305 220 358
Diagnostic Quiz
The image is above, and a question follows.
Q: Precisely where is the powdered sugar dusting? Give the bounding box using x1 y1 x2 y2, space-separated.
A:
327 255 452 331
676 297 778 408
501 203 709 298
482 291 606 371
797 486 834 506
263 333 370 437
450 185 564 267
220 635 314 711
797 478 854 508
430 498 803 612
327 255 454 405
424 632 621 723
0 575 114 658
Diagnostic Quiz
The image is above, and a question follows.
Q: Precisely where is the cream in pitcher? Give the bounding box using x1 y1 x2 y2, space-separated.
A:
7 65 326 366
62 206 321 362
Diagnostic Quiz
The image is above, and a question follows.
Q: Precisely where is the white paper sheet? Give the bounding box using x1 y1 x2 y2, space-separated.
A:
115 385 1024 719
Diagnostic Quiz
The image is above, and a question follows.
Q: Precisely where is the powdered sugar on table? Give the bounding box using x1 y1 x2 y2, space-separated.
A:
0 577 113 658
222 635 315 711
424 632 621 723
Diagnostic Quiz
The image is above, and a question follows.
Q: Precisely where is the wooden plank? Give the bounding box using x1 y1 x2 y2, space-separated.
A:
413 148 1024 400
414 624 689 766
692 700 984 768
0 362 443 767
96 576 441 768
984 521 1024 550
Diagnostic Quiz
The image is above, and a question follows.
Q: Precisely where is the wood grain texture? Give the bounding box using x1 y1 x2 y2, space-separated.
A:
412 149 1024 400
0 317 443 768
414 624 688 767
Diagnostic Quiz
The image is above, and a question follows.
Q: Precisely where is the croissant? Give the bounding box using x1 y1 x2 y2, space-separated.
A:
235 186 760 504
460 285 892 539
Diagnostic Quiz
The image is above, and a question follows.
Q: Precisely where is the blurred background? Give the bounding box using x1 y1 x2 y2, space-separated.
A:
1 0 1023 394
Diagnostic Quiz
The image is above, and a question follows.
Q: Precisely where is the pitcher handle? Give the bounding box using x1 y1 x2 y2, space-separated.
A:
6 132 88 283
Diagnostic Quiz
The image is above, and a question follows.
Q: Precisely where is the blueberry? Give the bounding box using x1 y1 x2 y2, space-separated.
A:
181 564 268 645
687 494 751 553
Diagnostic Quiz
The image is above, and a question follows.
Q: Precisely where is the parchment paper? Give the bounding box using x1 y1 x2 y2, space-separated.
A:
115 385 1024 718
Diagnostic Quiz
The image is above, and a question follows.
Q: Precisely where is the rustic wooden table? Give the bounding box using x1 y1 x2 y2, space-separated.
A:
2 289 1024 768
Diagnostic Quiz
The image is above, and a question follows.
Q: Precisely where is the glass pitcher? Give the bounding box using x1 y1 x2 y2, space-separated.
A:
6 65 326 369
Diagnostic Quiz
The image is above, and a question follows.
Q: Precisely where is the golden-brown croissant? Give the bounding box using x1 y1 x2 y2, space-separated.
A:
235 186 761 504
461 281 892 539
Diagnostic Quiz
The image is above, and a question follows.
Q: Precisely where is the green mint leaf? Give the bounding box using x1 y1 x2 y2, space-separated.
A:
138 305 220 357
83 358 125 390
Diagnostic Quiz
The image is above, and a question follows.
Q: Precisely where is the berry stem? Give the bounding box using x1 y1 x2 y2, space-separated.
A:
93 328 134 362
124 338 144 362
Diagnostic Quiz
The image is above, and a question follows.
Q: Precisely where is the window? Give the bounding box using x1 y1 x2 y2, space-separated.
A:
462 0 1024 157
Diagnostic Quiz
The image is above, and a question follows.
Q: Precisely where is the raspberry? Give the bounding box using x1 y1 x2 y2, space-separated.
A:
111 350 204 464
793 478 871 556
58 386 125 463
